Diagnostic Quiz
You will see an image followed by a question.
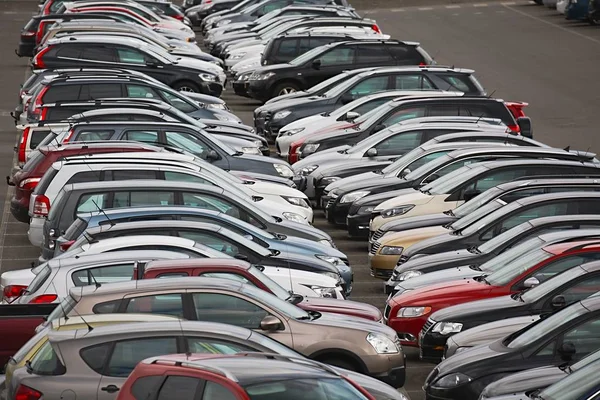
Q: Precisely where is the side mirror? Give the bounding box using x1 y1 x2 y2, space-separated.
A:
260 315 283 331
206 150 220 160
233 253 249 261
551 295 567 310
522 276 540 289
146 59 159 68
421 174 440 185
366 148 378 158
344 111 360 121
340 93 354 105
311 59 321 70
243 234 254 241
557 341 576 362
373 124 386 133
463 189 481 203
517 117 533 138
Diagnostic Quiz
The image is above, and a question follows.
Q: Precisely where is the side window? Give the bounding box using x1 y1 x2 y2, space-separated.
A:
389 45 425 64
374 131 423 157
71 263 135 286
126 84 160 99
81 46 116 62
275 38 298 60
355 44 394 64
353 98 390 115
131 376 164 400
399 151 449 176
186 337 254 354
431 157 487 179
93 299 121 314
197 272 251 284
107 337 178 377
438 74 476 93
192 293 268 329
182 193 240 216
164 171 212 185
345 76 389 100
157 272 189 278
44 85 82 102
458 104 495 118
157 376 203 400
121 245 204 258
395 75 434 90
117 48 147 64
74 130 114 141
533 254 600 284
56 46 82 59
125 294 185 317
165 131 209 158
383 106 427 127
555 275 600 305
202 381 238 400
177 232 239 256
159 90 196 113
112 190 175 208
80 343 110 374
482 203 570 240
429 104 462 117
461 169 530 197
123 130 160 144
319 47 356 67
298 38 312 54
67 171 101 185
111 170 158 180
84 84 122 100
499 188 548 204
76 193 107 213
560 314 600 356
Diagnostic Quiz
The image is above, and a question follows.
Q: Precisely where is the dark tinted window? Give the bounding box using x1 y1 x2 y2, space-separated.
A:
125 294 184 317
157 376 202 400
44 85 82 102
275 38 298 59
81 46 116 62
319 46 355 67
112 190 175 208
46 108 82 121
192 293 268 329
346 76 388 98
353 98 392 115
83 84 123 100
389 45 424 63
80 343 110 374
63 217 88 240
438 74 479 93
131 376 164 400
93 299 121 314
66 171 101 184
374 131 423 156
56 45 82 59
111 170 158 180
107 337 177 377
356 44 394 64
29 341 66 376
30 130 51 149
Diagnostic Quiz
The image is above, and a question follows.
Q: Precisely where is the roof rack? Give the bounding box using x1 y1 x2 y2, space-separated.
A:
149 358 239 382
514 174 600 181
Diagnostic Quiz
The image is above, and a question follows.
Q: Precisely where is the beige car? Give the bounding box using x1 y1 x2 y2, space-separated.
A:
40 277 406 387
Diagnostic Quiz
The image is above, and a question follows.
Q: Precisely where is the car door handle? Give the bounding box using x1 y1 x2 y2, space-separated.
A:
100 385 120 393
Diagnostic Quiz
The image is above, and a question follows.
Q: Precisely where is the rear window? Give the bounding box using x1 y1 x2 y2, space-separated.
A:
64 217 89 241
33 166 59 196
30 130 51 150
46 108 83 121
22 73 40 91
22 150 46 172
27 265 52 295
12 329 48 364
44 85 82 103
28 340 66 376
437 73 485 95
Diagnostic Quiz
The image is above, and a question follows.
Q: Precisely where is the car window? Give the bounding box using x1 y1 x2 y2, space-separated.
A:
71 263 135 286
159 90 196 113
198 272 251 284
192 293 268 329
27 265 52 296
438 74 476 93
353 98 391 115
165 131 209 158
74 129 114 141
428 104 460 116
461 169 530 196
397 151 450 177
374 131 422 157
76 193 107 213
117 48 147 64
111 170 158 180
93 299 121 314
80 343 110 374
177 231 239 256
29 340 66 376
126 84 160 99
164 171 212 185
276 38 298 59
56 45 82 59
202 381 238 400
131 376 163 400
123 129 160 144
157 376 203 400
112 190 175 208
44 85 82 102
531 254 600 285
245 378 370 400
356 44 394 64
182 193 238 215
107 337 178 377
555 275 600 305
383 106 426 126
66 171 101 185
482 203 570 240
125 294 185 317
499 188 548 204
562 316 600 356
395 75 434 90
389 45 424 63
346 76 388 99
319 47 356 67
82 84 123 100
186 337 254 354
81 46 116 62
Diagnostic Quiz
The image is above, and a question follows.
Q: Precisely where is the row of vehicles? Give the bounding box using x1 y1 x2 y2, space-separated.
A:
204 0 600 399
536 0 600 23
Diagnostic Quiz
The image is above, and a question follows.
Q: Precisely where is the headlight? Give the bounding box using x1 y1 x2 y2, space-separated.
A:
273 110 291 120
214 114 232 121
302 143 320 153
319 176 340 186
318 239 334 247
396 306 432 318
282 212 305 223
282 196 310 208
207 103 227 110
318 271 342 282
199 73 217 82
250 72 275 81
381 205 415 218
316 255 343 266
339 190 370 204
237 73 252 82
230 51 246 59
379 246 404 255
366 332 399 354
281 128 304 136
216 19 231 26
432 322 463 335
273 164 293 178
236 61 259 71
241 147 261 155
396 270 422 281
358 206 375 214
433 373 472 388
300 165 318 176
307 285 336 298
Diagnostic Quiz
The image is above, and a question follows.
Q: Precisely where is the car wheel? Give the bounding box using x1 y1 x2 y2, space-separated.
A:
173 81 201 93
272 81 300 98
317 356 359 372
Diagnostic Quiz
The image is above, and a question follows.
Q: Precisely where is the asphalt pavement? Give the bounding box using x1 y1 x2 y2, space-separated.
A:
0 2 599 399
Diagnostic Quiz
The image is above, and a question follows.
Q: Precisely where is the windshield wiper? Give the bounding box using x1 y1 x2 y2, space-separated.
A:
233 151 244 156
420 189 431 195
443 209 455 216
511 292 525 302
374 169 384 174
469 265 482 271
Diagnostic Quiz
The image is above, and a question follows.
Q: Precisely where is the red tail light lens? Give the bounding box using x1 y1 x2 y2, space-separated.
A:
173 14 184 21
15 384 42 400
371 24 381 33
30 84 49 121
507 124 521 134
63 127 75 143
32 46 52 69
39 107 49 122
33 195 51 217
42 0 54 14
29 294 58 304
59 240 75 252
18 127 30 166
36 21 47 45
3 285 28 303
19 177 41 191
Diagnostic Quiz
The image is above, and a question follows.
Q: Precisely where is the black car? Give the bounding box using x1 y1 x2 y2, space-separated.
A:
33 36 224 95
322 147 595 229
298 96 530 159
253 66 486 139
479 348 600 400
247 40 432 102
423 280 600 400
196 0 259 25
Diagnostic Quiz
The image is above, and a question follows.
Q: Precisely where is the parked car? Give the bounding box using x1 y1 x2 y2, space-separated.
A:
40 277 406 385
566 0 590 20
590 0 600 23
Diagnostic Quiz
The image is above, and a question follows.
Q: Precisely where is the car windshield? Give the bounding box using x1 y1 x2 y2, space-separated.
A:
421 164 483 195
539 356 600 400
240 283 309 320
289 45 329 66
248 265 291 300
506 302 588 349
478 222 531 253
404 154 455 181
453 187 504 218
380 146 427 174
521 267 586 303
352 101 395 126
479 237 545 273
484 248 552 286
244 378 370 400
459 200 521 236
450 199 507 232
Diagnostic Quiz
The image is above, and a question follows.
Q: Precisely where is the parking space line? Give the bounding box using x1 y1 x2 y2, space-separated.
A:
417 7 434 11
445 5 461 8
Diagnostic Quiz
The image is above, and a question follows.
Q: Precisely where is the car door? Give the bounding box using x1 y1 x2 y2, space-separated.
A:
113 45 172 85
304 45 357 88
91 336 179 400
190 291 294 346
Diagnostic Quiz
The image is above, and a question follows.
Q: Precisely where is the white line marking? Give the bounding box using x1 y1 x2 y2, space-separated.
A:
474 11 484 14
473 3 489 6
501 1 517 5
445 4 461 8
390 7 405 12
418 7 434 10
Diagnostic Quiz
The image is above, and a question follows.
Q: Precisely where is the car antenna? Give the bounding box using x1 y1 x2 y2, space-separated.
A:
50 282 69 323
178 319 191 360
52 280 94 334
91 198 115 228
88 269 101 291
486 89 497 99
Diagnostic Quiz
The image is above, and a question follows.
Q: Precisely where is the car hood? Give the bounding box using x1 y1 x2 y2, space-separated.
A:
431 294 524 322
173 55 224 75
276 219 332 241
331 176 405 198
325 171 381 192
451 315 540 349
381 213 456 234
292 147 352 171
304 124 361 144
483 366 565 398
237 153 288 166
264 90 310 104
382 226 449 253
374 190 434 212
397 249 476 273
309 311 396 337
398 265 482 290
389 279 493 307
281 114 330 132
433 342 506 378
404 231 463 257
253 62 297 75
315 160 392 181
247 181 308 199
298 297 382 321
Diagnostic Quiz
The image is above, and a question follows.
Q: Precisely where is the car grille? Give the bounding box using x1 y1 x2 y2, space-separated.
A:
371 229 385 242
397 255 409 266
384 303 391 321
421 318 436 340
370 241 381 255
325 198 335 209
425 367 439 386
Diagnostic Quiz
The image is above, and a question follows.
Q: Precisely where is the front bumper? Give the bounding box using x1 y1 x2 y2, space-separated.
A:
325 201 351 226
369 253 401 280
419 330 453 362
200 82 224 97
233 80 251 97
346 212 371 238
387 314 428 348
247 80 272 103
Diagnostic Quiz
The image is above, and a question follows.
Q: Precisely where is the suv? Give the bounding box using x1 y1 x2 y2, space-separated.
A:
32 35 224 94
247 40 432 102
254 66 487 141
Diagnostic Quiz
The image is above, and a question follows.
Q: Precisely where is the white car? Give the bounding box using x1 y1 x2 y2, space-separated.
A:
556 0 569 14
226 47 264 69
27 152 313 247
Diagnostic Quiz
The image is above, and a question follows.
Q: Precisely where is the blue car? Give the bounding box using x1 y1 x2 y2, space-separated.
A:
566 0 590 20
55 206 353 290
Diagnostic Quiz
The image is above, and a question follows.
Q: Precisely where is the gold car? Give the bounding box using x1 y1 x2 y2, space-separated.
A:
369 226 447 278
3 313 179 391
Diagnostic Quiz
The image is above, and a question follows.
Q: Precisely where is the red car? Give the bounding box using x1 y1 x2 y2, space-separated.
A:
9 142 160 223
385 239 600 347
137 258 383 322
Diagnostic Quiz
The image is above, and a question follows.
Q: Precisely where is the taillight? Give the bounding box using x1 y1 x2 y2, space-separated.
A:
32 46 52 69
3 285 28 303
173 14 184 21
59 240 75 252
18 127 30 165
33 195 50 217
29 294 58 304
507 124 521 134
30 84 49 120
15 384 42 400
19 177 41 191
39 107 48 122
63 127 75 143
22 31 36 38
42 0 54 14
371 24 381 33
36 21 47 45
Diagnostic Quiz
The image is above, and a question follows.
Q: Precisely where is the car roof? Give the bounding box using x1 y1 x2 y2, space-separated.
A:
527 214 600 228
544 239 600 255
143 258 253 274
449 158 600 174
38 141 161 153
443 146 596 160
493 178 600 193
49 34 151 47
51 313 181 329
391 95 502 104
64 179 225 194
85 220 240 239
44 250 189 269
514 191 600 206
533 228 600 244
360 65 475 75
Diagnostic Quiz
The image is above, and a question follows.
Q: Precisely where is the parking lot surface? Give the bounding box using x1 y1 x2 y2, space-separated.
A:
2 1 600 399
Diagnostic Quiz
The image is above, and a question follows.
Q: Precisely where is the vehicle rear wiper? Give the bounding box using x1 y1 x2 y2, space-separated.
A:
468 265 482 271
467 246 481 254
443 209 455 216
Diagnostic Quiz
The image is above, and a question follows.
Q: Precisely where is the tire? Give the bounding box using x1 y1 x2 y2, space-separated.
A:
271 81 301 98
172 80 201 93
317 356 359 372
534 0 543 4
